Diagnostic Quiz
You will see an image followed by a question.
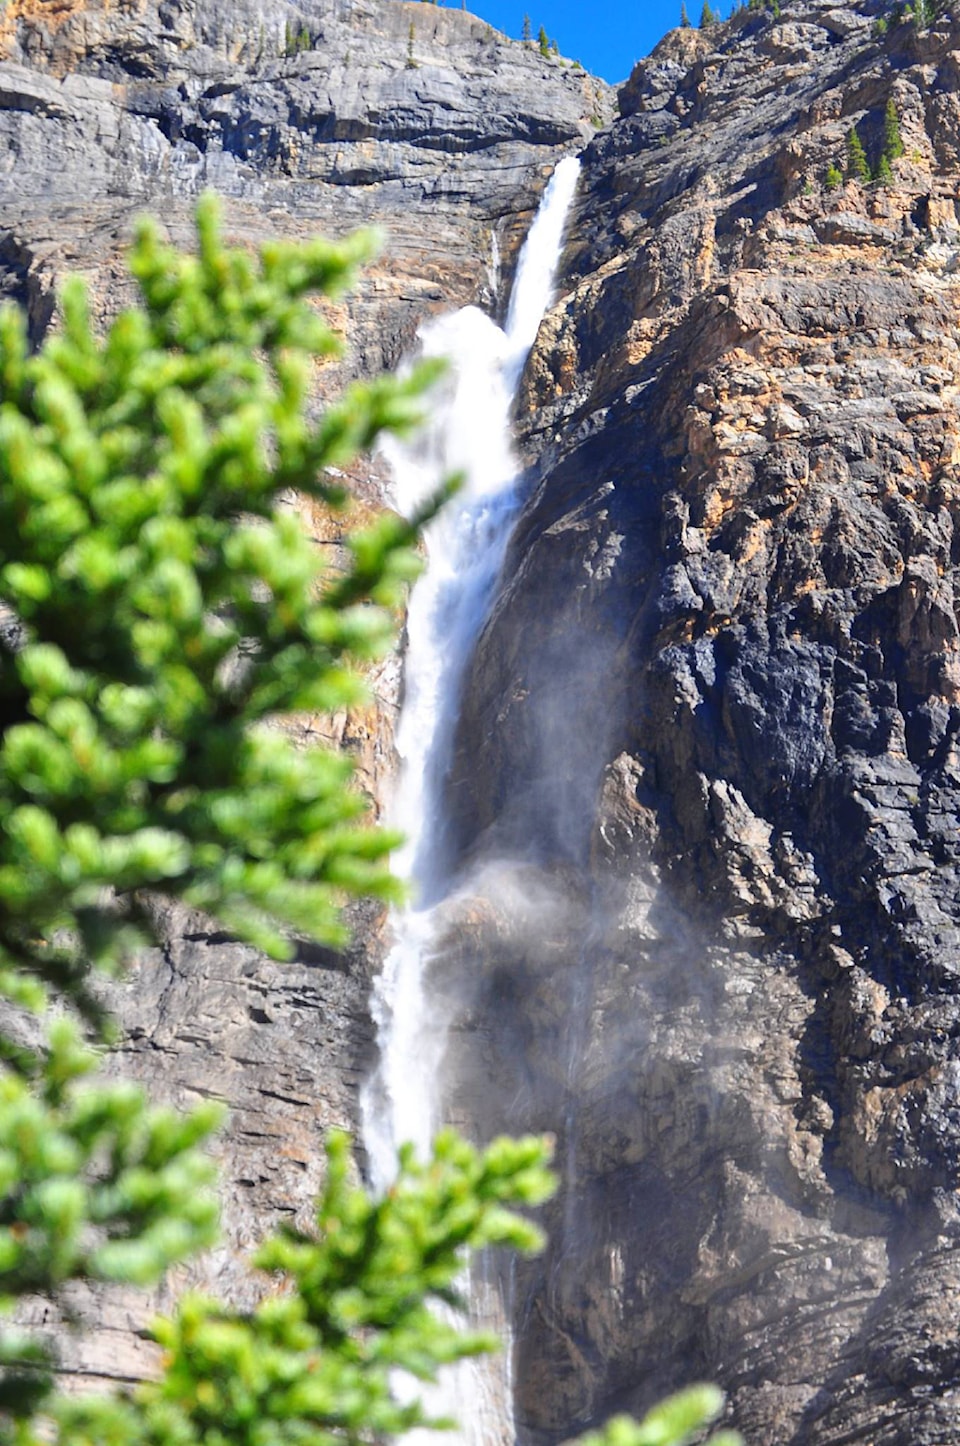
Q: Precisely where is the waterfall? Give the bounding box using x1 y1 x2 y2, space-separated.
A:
360 154 580 1441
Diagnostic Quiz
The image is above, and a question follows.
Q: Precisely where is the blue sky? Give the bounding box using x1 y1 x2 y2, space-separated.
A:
469 0 685 83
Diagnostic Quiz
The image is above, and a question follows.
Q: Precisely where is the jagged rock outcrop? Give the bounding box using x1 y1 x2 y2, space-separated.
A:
0 0 609 1386
441 3 960 1443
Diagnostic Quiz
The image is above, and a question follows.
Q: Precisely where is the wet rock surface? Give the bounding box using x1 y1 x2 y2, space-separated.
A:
444 2 960 1442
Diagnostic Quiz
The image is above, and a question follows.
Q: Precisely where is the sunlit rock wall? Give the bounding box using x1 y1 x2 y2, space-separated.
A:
442 5 960 1442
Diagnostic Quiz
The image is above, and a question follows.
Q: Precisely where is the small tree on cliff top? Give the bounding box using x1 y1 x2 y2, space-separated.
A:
0 197 741 1446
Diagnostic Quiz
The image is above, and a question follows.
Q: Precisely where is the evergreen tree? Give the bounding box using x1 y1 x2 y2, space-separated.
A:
680 1 691 25
875 152 894 185
521 11 532 40
700 0 717 23
845 125 871 183
538 22 549 53
825 162 843 190
907 0 933 25
0 191 443 1428
40 1130 566 1446
884 97 905 161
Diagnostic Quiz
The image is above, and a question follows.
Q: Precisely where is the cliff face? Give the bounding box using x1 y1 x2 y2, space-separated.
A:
0 0 608 1385
443 3 960 1442
11 0 960 1439
0 0 608 355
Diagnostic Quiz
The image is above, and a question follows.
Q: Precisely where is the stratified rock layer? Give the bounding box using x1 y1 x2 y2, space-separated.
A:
444 3 960 1442
0 0 607 362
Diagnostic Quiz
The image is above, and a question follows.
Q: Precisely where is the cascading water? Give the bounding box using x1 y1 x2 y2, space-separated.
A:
359 155 580 1441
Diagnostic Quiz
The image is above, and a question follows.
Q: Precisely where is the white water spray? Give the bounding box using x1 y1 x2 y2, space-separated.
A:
360 155 580 1441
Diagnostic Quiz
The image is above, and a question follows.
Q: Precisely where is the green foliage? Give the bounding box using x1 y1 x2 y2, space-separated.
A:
0 193 447 1433
905 0 936 24
36 1130 555 1446
27 1130 740 1446
0 1021 220 1422
875 0 945 28
0 195 446 1058
845 125 870 183
283 21 311 54
538 23 549 54
835 101 903 190
521 11 532 40
825 162 843 190
574 1387 740 1446
699 0 717 25
0 1021 219 1297
884 97 904 161
680 2 691 25
406 21 417 67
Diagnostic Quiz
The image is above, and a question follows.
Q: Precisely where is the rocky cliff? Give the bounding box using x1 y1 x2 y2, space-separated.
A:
0 0 609 351
0 0 607 1386
9 0 960 1440
442 3 960 1443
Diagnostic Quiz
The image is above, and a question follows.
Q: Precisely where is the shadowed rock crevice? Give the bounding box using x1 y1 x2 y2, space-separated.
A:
0 232 54 345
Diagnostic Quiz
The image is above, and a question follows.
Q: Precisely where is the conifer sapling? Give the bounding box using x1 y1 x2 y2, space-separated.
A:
845 125 871 184
884 97 905 162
